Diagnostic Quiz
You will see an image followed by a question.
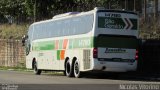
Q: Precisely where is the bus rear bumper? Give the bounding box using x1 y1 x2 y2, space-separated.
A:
91 59 137 72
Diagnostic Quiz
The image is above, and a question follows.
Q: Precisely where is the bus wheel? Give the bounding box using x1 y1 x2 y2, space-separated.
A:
73 60 82 78
65 60 73 77
33 61 42 75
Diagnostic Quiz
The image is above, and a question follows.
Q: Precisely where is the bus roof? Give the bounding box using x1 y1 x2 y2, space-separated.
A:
31 7 137 27
31 10 95 27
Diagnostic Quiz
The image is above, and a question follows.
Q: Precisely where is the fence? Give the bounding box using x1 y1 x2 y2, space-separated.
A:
0 39 25 67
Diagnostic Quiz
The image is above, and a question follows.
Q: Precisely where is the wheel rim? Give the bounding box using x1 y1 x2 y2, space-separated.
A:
74 61 79 76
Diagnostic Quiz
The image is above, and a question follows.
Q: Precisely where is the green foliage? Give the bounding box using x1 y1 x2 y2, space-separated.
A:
2 0 151 39
0 0 109 39
0 0 26 17
25 0 34 16
0 0 110 20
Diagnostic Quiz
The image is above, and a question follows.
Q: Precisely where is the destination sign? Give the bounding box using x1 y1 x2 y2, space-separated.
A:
104 13 121 18
98 17 137 30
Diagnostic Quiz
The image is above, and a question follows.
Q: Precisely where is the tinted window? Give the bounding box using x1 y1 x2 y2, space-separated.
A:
95 35 138 49
32 14 94 41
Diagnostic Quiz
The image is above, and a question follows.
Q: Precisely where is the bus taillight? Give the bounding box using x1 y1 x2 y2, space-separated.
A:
93 48 98 58
135 50 138 61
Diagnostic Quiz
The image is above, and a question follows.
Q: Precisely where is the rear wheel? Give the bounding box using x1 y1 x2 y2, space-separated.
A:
33 61 42 75
65 60 73 77
73 60 83 78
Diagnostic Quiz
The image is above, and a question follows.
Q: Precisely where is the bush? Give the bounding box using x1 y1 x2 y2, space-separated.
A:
0 24 28 39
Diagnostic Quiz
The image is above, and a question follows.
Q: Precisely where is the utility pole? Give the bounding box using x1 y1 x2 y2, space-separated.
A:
154 0 158 20
144 0 147 21
108 0 111 9
125 0 128 10
34 0 36 22
125 0 126 10
134 0 136 12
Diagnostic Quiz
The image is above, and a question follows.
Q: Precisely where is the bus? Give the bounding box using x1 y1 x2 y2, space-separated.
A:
24 7 139 78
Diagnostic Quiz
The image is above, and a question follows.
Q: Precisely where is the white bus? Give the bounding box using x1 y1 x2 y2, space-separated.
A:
24 7 139 78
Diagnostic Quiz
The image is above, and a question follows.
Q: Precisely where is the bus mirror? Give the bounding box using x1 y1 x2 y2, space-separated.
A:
22 35 28 46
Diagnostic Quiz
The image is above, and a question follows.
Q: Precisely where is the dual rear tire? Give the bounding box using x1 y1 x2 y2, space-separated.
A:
73 60 81 78
65 60 73 77
65 59 82 78
33 59 82 77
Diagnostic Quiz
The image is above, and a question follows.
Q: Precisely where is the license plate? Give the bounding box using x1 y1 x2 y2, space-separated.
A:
100 61 106 64
112 58 121 62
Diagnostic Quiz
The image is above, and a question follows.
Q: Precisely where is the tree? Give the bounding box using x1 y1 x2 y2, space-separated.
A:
154 0 158 19
0 0 142 23
0 0 27 23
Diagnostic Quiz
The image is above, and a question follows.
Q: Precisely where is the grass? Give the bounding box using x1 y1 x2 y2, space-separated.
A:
0 24 28 39
0 60 30 72
0 66 64 76
0 66 27 71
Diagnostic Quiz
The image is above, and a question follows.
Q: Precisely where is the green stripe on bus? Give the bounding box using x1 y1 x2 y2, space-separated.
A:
32 41 55 51
57 50 61 60
70 37 93 49
69 39 73 49
32 36 138 51
32 37 94 51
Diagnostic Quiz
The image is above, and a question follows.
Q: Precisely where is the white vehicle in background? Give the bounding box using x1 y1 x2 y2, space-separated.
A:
23 7 139 78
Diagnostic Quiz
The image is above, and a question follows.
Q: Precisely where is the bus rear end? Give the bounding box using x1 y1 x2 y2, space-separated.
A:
92 9 139 72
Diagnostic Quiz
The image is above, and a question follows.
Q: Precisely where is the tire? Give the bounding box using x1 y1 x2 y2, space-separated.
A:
33 61 42 75
73 60 83 78
65 60 73 77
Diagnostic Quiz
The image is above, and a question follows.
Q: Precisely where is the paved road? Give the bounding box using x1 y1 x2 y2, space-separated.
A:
0 70 160 90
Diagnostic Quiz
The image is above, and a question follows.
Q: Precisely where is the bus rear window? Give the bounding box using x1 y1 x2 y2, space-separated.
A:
94 35 138 49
